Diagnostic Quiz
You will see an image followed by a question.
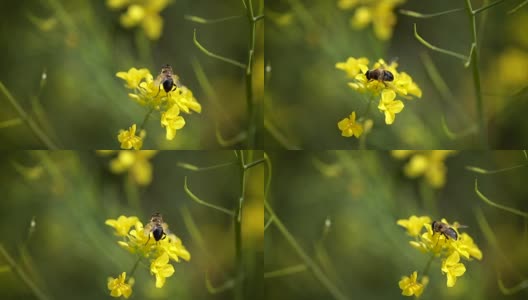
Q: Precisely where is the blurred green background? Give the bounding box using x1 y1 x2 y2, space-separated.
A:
0 0 263 149
0 150 263 299
265 150 528 299
264 0 528 149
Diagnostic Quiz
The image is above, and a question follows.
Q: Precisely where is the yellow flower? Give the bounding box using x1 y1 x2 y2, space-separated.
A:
107 0 130 10
378 89 404 125
336 57 369 78
399 271 426 297
107 272 134 298
161 105 186 141
169 87 202 114
441 252 466 287
452 233 483 260
339 0 405 40
337 111 364 138
150 252 175 288
109 150 157 186
401 151 456 188
116 68 152 89
337 0 359 10
105 216 139 237
397 215 431 237
157 234 192 262
115 0 170 40
117 124 145 150
351 7 372 29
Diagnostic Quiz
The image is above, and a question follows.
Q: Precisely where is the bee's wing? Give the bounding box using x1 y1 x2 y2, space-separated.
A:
144 222 153 235
153 73 163 88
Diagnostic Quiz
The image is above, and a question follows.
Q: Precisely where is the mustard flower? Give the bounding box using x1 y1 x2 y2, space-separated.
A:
392 151 456 188
157 234 191 262
399 271 427 297
106 216 140 237
397 215 431 237
107 272 134 299
118 124 145 150
336 57 421 129
441 252 466 287
115 66 202 146
378 89 404 125
398 216 482 292
108 0 170 40
150 252 175 288
116 67 152 89
109 150 157 186
161 105 185 140
337 0 406 40
337 111 364 138
106 215 191 291
335 57 369 78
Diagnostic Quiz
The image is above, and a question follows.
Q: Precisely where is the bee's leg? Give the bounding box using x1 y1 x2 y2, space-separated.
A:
161 232 167 240
144 233 151 245
155 85 162 97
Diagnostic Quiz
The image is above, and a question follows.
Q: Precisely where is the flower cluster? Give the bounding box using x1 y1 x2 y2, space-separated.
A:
106 0 170 40
391 150 456 188
397 215 482 297
336 57 421 138
97 150 158 186
337 0 406 40
116 67 202 149
106 215 191 298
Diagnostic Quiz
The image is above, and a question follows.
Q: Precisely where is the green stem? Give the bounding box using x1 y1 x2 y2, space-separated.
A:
0 245 50 300
244 0 259 148
193 29 246 69
264 264 308 279
265 200 349 300
400 7 464 18
464 0 488 148
128 256 142 277
421 253 436 276
138 107 154 132
0 82 58 149
234 150 247 300
185 15 244 24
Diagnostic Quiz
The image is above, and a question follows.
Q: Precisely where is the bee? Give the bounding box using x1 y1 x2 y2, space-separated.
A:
432 220 459 241
365 68 394 82
144 212 167 244
154 64 182 96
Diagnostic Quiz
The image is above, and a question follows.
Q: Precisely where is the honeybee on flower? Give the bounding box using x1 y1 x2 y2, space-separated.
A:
396 215 482 297
115 66 202 149
105 214 191 297
335 57 422 138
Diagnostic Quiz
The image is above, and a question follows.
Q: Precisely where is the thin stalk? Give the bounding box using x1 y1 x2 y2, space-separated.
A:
185 15 244 24
244 0 259 148
264 264 308 279
400 7 464 18
0 82 58 149
234 150 247 300
0 245 50 300
128 256 142 277
464 0 488 147
265 200 349 300
138 107 155 132
421 253 436 276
